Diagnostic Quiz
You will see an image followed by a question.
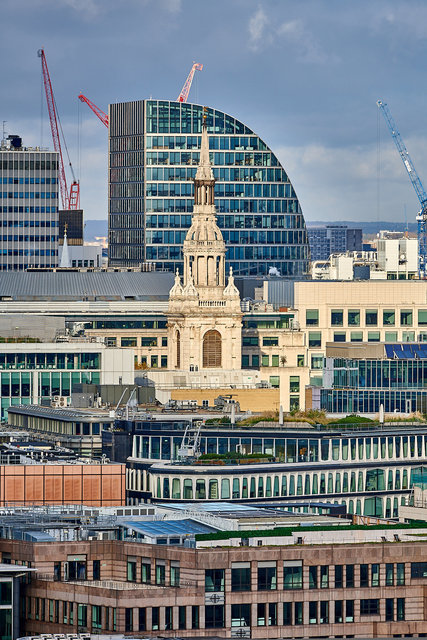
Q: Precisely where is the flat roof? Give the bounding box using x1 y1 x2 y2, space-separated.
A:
0 270 174 301
123 518 217 537
7 405 114 423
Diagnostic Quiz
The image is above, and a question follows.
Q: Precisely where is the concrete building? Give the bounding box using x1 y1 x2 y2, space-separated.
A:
0 134 59 270
307 225 362 262
0 563 35 640
108 100 310 277
6 524 427 637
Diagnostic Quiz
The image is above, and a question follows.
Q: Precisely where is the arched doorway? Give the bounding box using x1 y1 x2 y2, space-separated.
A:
203 330 222 368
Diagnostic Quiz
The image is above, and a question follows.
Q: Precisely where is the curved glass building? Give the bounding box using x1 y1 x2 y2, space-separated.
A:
109 100 310 277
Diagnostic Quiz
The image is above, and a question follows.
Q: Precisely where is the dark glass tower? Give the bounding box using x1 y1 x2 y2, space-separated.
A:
109 100 310 277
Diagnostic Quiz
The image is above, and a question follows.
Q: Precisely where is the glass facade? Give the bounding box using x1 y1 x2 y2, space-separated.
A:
0 148 59 270
322 356 427 413
109 100 310 276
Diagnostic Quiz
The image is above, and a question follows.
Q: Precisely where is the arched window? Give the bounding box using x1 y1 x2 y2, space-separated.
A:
203 330 222 368
176 330 181 368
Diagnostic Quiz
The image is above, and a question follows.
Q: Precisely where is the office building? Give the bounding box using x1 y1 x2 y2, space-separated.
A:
0 134 59 270
6 521 427 637
307 225 362 262
108 100 310 276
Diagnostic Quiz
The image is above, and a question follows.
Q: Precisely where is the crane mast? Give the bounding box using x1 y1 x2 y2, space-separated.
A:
78 94 109 127
177 63 203 103
377 99 427 278
38 48 80 210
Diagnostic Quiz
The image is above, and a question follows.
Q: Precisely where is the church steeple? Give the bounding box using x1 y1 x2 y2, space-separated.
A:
182 110 226 292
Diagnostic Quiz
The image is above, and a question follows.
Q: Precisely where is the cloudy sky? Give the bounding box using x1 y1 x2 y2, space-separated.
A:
3 0 427 227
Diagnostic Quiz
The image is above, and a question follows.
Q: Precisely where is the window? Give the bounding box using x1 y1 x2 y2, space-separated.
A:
348 309 360 326
368 331 380 342
171 564 180 587
243 336 259 346
283 602 292 625
297 354 304 367
262 354 269 366
121 337 137 347
360 599 379 615
346 600 354 622
231 603 251 627
385 331 398 342
331 309 343 326
346 565 354 588
320 600 329 624
309 331 321 347
155 563 165 586
77 604 87 629
401 309 413 326
138 608 146 631
289 376 300 392
151 607 159 631
309 565 317 589
360 564 369 587
141 561 151 584
283 562 302 589
179 605 186 629
203 330 222 367
311 354 324 369
294 601 303 625
335 565 343 588
334 331 346 342
386 598 394 621
383 309 395 326
162 336 168 347
271 354 279 366
263 336 278 346
92 605 102 630
66 557 86 581
320 565 329 588
127 557 137 582
257 564 276 590
306 309 319 326
397 562 405 585
192 606 199 629
205 605 224 628
54 562 61 581
411 562 427 578
141 337 157 346
403 330 415 341
335 600 343 623
92 560 100 581
165 606 172 630
231 565 251 591
397 597 405 621
351 331 363 342
309 601 317 624
371 563 379 587
365 309 378 326
385 563 394 586
418 310 427 326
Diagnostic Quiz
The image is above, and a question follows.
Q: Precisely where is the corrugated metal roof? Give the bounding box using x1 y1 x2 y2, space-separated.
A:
0 271 174 301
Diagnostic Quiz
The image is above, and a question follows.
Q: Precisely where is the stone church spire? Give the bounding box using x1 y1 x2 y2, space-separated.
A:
182 111 226 293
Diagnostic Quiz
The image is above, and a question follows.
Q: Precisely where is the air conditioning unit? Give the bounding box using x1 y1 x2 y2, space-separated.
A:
51 396 68 408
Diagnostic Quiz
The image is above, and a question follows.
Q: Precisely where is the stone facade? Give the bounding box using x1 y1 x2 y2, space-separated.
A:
6 536 427 637
167 118 242 373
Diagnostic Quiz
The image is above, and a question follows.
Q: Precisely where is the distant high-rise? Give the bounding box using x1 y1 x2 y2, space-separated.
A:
108 100 310 277
0 135 59 270
307 225 363 262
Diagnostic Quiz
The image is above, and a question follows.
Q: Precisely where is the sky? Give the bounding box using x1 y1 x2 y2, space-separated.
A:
3 0 427 228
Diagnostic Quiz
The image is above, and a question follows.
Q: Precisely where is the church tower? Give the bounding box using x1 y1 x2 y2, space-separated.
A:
167 112 242 371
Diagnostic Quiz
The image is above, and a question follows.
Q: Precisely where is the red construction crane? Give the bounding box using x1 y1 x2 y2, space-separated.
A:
177 62 203 103
78 94 109 127
38 48 80 210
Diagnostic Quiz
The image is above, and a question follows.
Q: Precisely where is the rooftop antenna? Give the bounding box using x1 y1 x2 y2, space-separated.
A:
1 121 6 148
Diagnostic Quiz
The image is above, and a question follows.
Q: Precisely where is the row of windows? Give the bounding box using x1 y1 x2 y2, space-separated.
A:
0 249 57 256
146 183 297 199
146 198 301 215
321 388 427 414
1 177 57 184
135 431 427 462
208 562 407 592
146 245 307 262
332 359 427 389
0 352 100 370
307 307 427 327
0 220 58 227
0 206 57 214
147 231 307 248
146 134 269 152
119 336 166 347
146 213 303 230
152 467 419 501
308 330 424 347
0 192 57 199
0 235 57 242
146 170 297 193
0 159 58 170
